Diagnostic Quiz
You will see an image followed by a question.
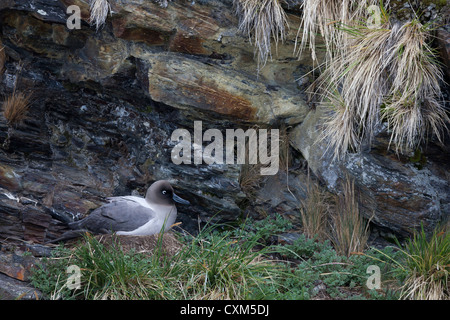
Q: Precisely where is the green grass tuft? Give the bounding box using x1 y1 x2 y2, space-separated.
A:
396 225 450 300
31 215 447 300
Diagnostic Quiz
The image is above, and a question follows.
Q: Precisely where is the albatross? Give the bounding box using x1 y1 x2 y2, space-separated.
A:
52 180 190 242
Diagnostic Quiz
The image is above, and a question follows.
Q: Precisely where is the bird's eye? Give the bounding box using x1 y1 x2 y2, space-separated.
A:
162 190 167 195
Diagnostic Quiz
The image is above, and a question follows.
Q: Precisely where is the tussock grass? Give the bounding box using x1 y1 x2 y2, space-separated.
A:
69 234 153 300
36 226 287 300
320 87 361 161
239 162 263 199
315 13 448 159
2 88 32 126
297 1 447 159
299 173 330 241
238 126 264 199
238 124 285 199
317 20 392 159
381 21 449 152
89 0 111 30
296 0 384 63
173 229 275 299
297 174 370 257
330 177 370 257
234 0 288 71
397 226 449 300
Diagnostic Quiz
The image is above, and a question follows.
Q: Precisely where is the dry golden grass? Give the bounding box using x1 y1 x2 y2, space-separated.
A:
234 0 288 71
401 273 449 300
277 123 292 172
2 89 32 126
382 21 449 152
297 2 447 159
238 124 284 197
299 173 331 241
296 0 383 62
319 87 360 161
330 177 370 257
239 161 263 201
317 22 392 159
299 1 392 160
315 14 448 159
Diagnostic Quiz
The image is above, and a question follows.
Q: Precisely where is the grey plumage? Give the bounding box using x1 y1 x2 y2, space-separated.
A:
48 180 189 243
68 199 155 234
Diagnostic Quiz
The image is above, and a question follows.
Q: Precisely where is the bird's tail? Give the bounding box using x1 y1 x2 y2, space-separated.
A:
46 229 90 244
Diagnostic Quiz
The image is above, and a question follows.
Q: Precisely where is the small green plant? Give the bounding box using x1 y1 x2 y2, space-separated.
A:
240 213 293 242
276 234 401 299
29 244 74 300
409 148 427 170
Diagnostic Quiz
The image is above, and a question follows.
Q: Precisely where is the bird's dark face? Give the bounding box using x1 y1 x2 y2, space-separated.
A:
158 183 174 201
146 180 190 205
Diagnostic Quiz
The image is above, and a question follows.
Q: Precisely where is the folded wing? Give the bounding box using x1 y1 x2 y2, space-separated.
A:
69 198 154 234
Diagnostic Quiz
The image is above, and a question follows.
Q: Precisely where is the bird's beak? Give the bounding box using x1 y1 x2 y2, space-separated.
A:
173 192 190 205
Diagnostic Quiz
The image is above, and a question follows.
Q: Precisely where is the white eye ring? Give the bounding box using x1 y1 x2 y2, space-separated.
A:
162 190 167 195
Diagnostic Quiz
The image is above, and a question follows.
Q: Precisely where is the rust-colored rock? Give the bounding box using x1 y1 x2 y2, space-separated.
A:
168 33 208 55
22 207 53 243
0 164 21 192
0 251 36 282
113 25 170 46
146 52 308 123
148 56 256 120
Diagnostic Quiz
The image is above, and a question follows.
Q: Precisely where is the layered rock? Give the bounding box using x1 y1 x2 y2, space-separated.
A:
0 0 314 245
0 0 448 246
290 106 450 238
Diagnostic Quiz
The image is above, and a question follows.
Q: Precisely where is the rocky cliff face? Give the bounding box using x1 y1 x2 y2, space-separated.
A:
0 0 448 249
0 0 310 243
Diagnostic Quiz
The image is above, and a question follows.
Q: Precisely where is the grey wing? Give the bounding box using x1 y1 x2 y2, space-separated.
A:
69 199 154 234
